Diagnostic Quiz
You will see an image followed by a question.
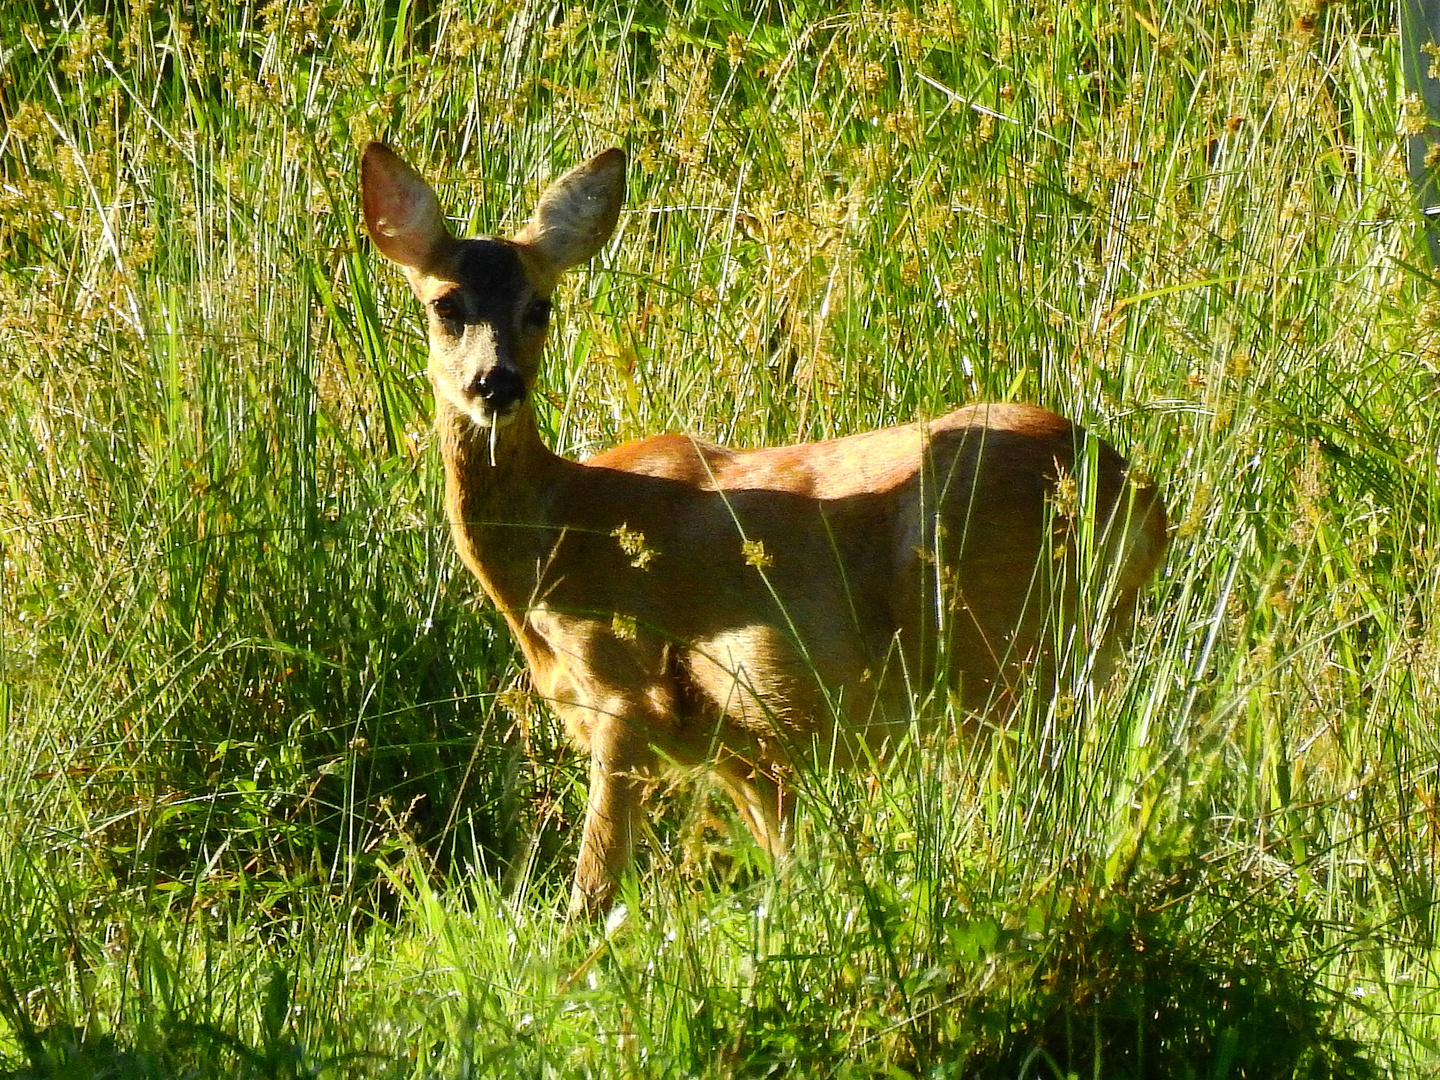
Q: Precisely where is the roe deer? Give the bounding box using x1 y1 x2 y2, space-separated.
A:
359 143 1168 916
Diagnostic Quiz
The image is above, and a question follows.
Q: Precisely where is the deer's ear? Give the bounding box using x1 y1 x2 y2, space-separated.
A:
361 143 451 271
515 149 626 277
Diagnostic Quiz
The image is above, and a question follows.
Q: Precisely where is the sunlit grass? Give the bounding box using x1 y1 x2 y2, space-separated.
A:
2 0 1439 1075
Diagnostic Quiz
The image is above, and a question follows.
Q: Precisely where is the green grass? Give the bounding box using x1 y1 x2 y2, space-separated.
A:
2 0 1439 1075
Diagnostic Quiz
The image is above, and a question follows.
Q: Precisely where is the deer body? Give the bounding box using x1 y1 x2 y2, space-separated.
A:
361 144 1167 914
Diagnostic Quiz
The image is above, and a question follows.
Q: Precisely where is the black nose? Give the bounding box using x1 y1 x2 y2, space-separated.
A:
472 367 525 412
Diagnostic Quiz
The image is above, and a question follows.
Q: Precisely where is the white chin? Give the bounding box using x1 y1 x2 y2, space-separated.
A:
468 406 517 431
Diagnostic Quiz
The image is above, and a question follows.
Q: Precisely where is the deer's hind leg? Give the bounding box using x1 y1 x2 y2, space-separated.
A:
712 756 792 865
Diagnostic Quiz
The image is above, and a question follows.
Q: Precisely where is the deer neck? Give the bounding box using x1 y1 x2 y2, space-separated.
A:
434 400 570 617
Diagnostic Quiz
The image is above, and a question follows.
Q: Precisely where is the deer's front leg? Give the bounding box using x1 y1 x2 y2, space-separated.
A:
569 712 659 917
523 609 673 917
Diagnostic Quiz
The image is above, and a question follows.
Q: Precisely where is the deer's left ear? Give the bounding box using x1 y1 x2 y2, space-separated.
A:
361 142 452 272
514 149 626 277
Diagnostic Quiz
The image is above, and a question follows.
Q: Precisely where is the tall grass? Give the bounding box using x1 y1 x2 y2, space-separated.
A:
2 0 1438 1075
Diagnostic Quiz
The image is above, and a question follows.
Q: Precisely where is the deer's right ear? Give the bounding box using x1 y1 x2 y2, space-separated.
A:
361 143 450 271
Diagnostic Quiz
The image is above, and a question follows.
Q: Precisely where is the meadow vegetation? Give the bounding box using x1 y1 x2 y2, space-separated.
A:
1 0 1437 1075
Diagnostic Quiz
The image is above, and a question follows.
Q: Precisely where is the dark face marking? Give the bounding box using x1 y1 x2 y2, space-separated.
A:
430 240 532 338
424 238 554 426
454 239 527 298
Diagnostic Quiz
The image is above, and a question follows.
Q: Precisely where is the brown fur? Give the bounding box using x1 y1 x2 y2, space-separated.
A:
360 143 1168 915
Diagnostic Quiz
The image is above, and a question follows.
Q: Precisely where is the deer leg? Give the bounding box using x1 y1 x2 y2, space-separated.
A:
569 714 657 917
714 759 793 865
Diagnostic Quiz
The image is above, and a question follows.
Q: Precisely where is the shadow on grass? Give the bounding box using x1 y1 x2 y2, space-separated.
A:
966 908 1380 1079
0 969 372 1080
721 876 1383 1080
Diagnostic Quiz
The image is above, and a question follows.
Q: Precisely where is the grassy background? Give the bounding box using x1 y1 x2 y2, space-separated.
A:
2 0 1439 1075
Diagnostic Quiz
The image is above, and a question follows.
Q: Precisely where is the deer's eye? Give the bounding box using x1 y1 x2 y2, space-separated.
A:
524 297 552 330
431 293 464 330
